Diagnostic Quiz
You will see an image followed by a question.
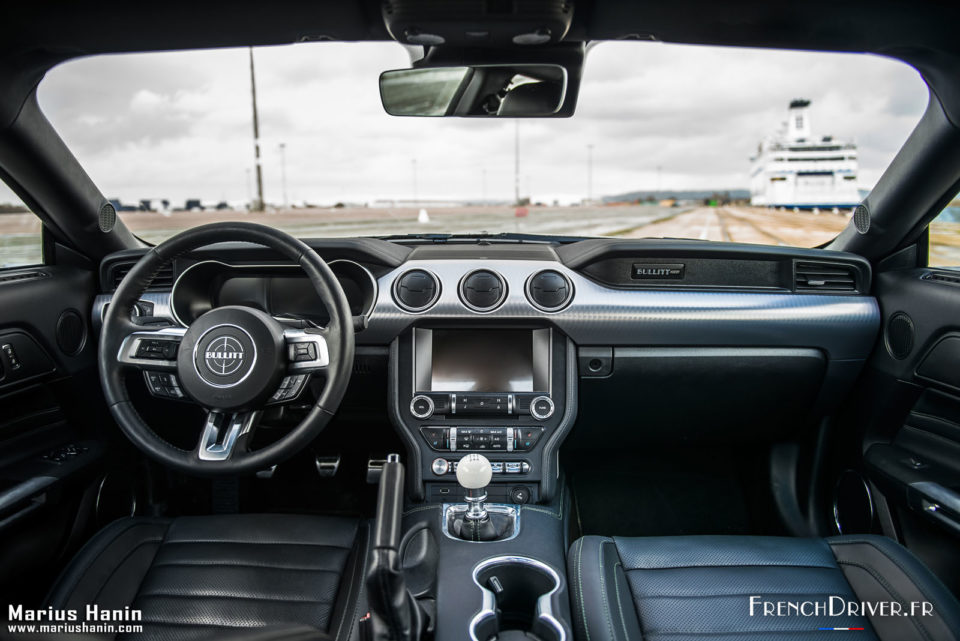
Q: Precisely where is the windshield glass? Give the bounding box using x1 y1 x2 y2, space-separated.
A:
36 42 927 246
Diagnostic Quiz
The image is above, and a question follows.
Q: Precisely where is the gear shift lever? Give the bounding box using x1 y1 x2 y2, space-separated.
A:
457 453 493 522
453 454 507 541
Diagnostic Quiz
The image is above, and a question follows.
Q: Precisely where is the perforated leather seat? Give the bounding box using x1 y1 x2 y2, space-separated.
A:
568 535 960 641
46 514 369 641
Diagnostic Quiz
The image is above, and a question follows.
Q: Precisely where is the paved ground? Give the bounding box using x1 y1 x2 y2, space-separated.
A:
621 206 851 246
3 203 960 267
103 204 685 242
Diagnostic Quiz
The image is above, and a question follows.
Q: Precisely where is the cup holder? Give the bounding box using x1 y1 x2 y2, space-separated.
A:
470 556 565 641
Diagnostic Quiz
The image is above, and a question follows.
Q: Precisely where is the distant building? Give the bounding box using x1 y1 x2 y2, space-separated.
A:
750 99 859 210
138 198 170 212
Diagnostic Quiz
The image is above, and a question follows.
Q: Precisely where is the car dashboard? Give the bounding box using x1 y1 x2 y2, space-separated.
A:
92 236 880 504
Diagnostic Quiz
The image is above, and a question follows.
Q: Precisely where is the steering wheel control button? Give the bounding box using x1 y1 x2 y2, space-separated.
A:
269 375 307 403
431 458 450 475
410 394 435 419
459 270 507 311
291 341 317 362
135 338 179 360
526 270 573 311
144 371 185 399
529 395 555 420
393 269 441 312
285 332 330 372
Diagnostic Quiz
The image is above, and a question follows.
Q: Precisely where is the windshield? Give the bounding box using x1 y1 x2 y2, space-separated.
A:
35 42 927 246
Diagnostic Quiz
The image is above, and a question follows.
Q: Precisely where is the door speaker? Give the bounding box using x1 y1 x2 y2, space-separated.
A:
833 469 874 534
56 309 87 355
98 202 117 233
885 311 915 360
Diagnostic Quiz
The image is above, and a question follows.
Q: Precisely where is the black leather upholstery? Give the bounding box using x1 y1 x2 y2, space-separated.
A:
568 535 960 641
46 514 369 641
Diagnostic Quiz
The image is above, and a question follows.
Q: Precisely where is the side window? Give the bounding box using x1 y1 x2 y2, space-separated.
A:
928 193 960 267
0 181 43 268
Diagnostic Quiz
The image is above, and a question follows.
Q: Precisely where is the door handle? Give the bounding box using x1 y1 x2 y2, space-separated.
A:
0 476 56 530
908 482 960 536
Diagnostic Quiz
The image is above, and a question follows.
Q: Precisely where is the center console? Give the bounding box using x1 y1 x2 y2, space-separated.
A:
389 326 575 504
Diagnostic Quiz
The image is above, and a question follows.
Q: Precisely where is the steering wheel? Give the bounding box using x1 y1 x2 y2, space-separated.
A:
99 222 355 476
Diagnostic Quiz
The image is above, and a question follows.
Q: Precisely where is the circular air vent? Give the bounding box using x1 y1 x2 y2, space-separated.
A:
459 270 507 312
392 269 440 312
526 270 573 312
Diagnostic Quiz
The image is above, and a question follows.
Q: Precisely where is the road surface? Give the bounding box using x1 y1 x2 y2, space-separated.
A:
4 203 960 266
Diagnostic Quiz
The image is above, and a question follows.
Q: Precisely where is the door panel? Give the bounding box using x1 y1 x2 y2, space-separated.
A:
859 266 960 596
0 262 106 607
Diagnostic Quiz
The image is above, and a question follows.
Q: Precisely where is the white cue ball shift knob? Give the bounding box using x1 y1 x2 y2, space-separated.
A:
456 454 493 490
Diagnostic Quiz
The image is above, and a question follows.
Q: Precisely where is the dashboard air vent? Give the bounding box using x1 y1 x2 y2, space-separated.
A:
922 271 960 286
111 262 174 291
526 270 573 311
0 270 48 285
459 270 507 312
794 261 857 293
392 269 440 312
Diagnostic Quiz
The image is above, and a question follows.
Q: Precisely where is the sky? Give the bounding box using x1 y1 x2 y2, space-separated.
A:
0 40 930 206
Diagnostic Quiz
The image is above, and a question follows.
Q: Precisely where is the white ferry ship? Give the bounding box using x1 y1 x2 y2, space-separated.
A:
749 99 859 210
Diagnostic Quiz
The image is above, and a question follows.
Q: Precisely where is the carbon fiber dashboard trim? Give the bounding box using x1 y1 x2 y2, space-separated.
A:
365 259 880 360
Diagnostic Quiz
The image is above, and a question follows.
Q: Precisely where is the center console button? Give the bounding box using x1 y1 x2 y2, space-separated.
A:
410 395 435 419
431 458 450 475
515 427 543 451
421 427 448 450
510 486 531 504
530 396 555 420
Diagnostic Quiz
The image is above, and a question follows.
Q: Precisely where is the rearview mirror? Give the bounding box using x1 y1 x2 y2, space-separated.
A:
379 64 567 117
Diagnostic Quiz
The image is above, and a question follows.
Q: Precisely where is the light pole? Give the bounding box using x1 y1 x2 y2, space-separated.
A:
587 144 594 204
248 47 264 211
278 143 288 209
412 158 418 208
514 121 520 205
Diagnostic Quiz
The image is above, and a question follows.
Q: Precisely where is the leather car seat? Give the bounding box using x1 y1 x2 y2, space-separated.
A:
568 534 960 641
45 514 369 640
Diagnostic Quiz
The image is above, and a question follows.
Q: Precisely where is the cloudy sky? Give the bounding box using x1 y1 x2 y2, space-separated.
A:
0 40 930 206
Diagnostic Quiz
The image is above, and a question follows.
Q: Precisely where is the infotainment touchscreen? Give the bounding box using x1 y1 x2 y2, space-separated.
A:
427 329 545 393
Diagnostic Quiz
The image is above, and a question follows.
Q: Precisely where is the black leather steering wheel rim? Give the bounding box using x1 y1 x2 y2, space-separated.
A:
99 222 355 476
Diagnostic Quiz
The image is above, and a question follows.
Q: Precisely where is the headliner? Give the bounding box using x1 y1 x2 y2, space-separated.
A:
1 1 957 60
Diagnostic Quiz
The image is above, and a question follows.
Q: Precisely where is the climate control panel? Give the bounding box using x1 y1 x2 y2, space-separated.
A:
420 426 543 452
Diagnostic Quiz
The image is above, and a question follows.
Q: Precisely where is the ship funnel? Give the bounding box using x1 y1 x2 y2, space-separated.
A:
788 98 812 142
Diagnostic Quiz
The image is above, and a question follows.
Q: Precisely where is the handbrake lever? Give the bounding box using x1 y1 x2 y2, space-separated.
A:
364 454 429 641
